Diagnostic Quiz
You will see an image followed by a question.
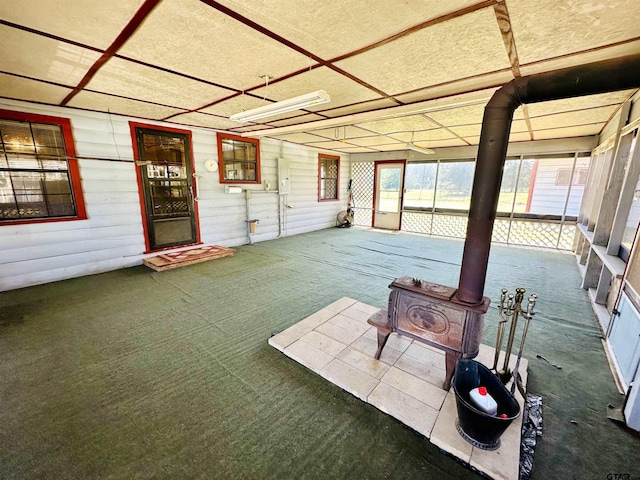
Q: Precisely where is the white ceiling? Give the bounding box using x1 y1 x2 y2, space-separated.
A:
1 0 639 154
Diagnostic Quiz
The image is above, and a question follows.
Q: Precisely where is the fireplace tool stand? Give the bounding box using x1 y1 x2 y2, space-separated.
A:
492 288 537 396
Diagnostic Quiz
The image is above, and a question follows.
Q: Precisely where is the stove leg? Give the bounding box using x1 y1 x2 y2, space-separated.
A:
443 351 459 390
374 329 391 360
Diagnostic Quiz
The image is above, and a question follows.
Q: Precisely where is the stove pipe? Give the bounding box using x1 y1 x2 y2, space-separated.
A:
455 53 640 305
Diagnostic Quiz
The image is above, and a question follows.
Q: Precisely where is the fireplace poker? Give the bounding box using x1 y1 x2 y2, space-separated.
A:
498 288 526 383
492 289 511 373
510 293 537 395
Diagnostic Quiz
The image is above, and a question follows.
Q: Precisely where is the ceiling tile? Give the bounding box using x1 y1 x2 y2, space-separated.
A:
321 98 399 118
0 0 145 50
313 126 374 140
0 26 100 85
391 128 457 143
67 91 187 120
519 40 640 76
509 0 640 64
212 0 481 59
85 57 234 110
0 73 71 104
169 112 239 131
346 135 400 147
356 115 439 134
118 0 312 91
449 124 482 138
334 8 511 96
526 92 634 117
248 67 382 109
529 106 618 131
267 132 330 144
533 124 606 140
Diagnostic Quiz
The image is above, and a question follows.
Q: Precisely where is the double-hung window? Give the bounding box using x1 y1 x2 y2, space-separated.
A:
0 110 85 224
318 154 339 201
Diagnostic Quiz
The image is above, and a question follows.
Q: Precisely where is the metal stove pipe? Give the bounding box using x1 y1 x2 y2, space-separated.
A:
455 53 640 305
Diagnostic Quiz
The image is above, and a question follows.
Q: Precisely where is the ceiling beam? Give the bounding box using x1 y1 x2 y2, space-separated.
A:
60 0 163 106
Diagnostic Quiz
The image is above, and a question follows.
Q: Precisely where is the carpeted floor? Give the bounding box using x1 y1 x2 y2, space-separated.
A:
0 228 638 479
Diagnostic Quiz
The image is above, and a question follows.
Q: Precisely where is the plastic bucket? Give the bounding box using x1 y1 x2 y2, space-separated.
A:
452 359 520 450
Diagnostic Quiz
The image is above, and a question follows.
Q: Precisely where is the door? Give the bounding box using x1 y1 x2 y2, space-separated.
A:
609 292 640 389
373 161 405 230
135 127 198 251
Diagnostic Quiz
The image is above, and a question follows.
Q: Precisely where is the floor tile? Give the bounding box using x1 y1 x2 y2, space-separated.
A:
350 335 403 365
394 352 447 388
352 302 382 315
337 347 391 379
284 339 333 374
380 366 446 410
299 330 347 357
322 358 379 402
329 313 371 335
315 321 362 345
268 322 316 351
340 306 374 323
324 297 358 313
431 391 473 463
368 382 439 438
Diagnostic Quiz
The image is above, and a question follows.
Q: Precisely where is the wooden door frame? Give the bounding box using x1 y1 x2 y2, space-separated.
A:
372 159 406 229
129 121 201 253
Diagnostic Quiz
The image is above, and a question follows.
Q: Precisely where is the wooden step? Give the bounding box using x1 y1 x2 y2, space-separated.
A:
143 245 235 271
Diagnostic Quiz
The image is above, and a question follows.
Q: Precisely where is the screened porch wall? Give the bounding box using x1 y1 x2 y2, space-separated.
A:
351 153 589 251
0 99 348 291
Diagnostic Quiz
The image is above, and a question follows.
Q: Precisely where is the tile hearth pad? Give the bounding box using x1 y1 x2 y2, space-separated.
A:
269 297 528 480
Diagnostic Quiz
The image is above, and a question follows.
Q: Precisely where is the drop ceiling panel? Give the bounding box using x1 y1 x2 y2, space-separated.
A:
526 91 634 117
509 0 640 64
356 115 439 135
321 98 399 118
267 132 329 144
427 102 526 127
248 67 382 110
0 26 100 86
213 0 481 59
0 0 145 50
395 77 507 105
391 129 457 143
85 57 234 110
169 112 239 130
449 124 482 138
313 126 375 140
68 91 187 120
118 0 312 91
305 140 360 150
0 73 72 104
334 8 511 96
533 124 606 140
529 106 619 131
346 135 401 147
519 40 640 76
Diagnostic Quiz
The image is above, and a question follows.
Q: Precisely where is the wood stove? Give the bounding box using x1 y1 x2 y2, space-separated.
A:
368 276 489 390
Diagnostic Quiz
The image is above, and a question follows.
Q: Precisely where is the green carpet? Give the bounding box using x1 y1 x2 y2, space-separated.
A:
1 228 638 479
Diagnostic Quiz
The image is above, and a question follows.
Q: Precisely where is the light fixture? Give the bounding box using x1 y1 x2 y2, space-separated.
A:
406 142 435 155
229 90 331 123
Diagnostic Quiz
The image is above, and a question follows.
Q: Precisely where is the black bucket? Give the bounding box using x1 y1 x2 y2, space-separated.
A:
452 358 520 450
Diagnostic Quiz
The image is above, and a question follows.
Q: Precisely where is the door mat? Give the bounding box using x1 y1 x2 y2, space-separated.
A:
143 245 235 271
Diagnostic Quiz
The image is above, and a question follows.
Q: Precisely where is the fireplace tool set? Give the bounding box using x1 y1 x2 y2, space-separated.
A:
492 287 537 396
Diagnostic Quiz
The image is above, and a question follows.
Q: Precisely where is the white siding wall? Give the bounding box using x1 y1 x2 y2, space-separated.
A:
0 100 349 291
528 158 586 216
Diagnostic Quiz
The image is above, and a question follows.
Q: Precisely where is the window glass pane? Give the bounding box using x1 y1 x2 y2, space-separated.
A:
320 156 339 200
434 161 474 210
497 159 521 213
404 162 436 208
0 120 36 154
219 135 259 183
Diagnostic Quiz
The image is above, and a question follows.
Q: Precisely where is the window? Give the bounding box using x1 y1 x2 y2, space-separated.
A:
555 167 588 186
318 154 339 201
434 160 475 211
0 110 85 224
217 133 260 184
404 162 437 209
